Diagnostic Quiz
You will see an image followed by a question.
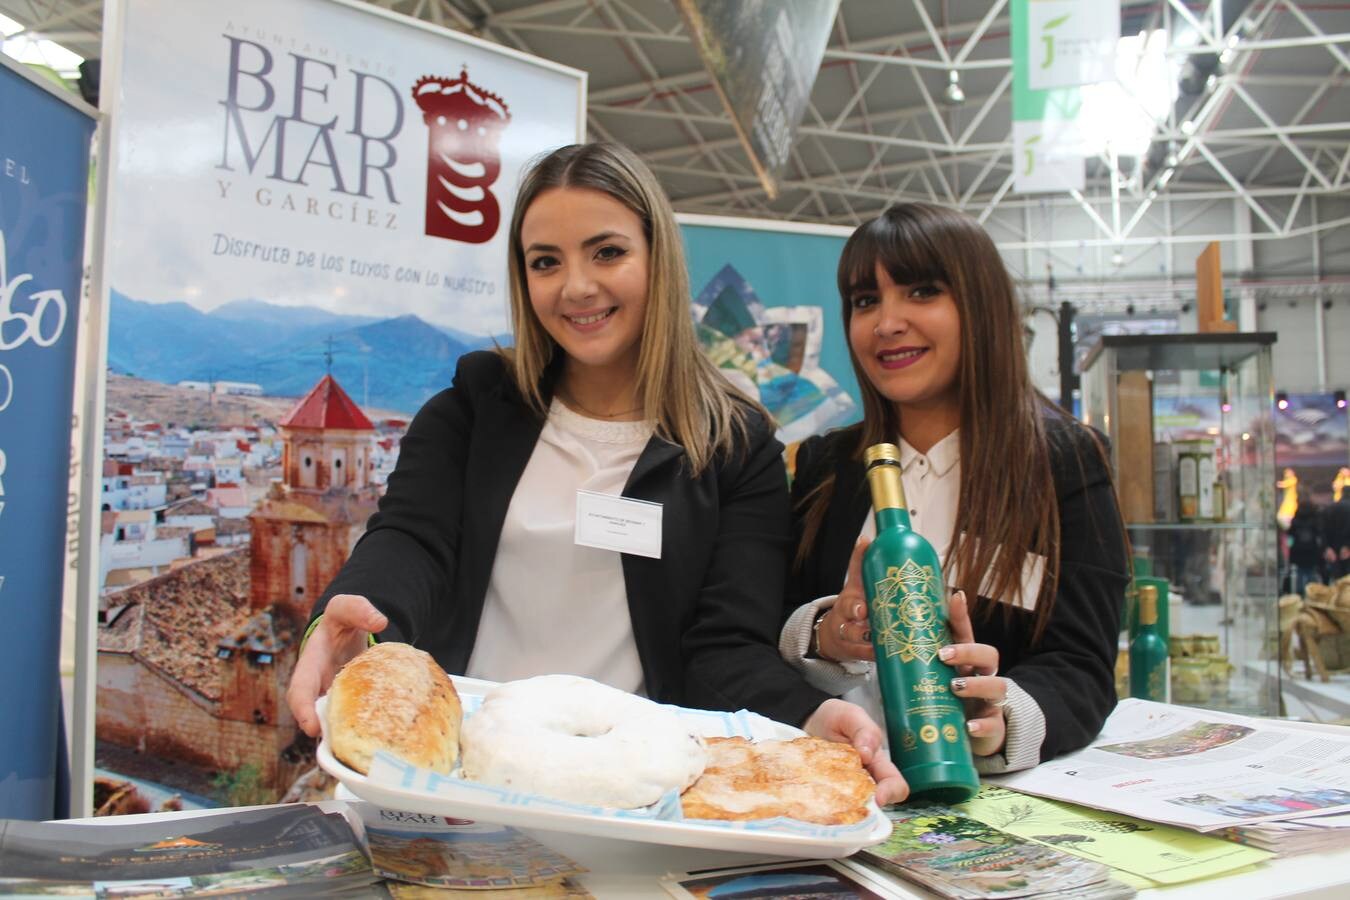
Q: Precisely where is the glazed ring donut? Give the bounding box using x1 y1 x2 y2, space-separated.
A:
459 674 707 808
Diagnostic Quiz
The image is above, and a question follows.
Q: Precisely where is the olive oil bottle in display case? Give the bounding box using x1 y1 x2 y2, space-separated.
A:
1130 585 1169 701
861 443 979 802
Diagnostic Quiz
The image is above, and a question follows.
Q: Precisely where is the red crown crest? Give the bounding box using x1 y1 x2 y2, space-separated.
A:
412 67 511 123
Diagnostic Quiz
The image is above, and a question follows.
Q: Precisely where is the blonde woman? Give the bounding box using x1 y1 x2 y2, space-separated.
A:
288 143 904 802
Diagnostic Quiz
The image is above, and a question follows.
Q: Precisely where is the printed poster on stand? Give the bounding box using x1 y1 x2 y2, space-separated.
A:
0 53 97 820
92 0 583 812
678 214 859 449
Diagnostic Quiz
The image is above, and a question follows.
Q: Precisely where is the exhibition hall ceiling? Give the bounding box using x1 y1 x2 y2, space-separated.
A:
2 0 1348 253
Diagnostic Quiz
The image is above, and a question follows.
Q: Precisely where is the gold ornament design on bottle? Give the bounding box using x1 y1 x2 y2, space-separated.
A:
872 558 946 663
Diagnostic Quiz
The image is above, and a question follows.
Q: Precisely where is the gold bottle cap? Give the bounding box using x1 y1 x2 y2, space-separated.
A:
864 443 903 467
863 443 906 510
1139 585 1158 625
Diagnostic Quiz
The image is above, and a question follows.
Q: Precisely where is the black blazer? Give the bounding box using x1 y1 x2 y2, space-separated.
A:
787 410 1130 761
313 351 831 727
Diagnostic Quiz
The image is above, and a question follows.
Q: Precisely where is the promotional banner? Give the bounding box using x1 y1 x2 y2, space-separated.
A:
92 0 583 811
0 55 96 819
106 0 584 369
680 216 858 445
676 0 841 199
1009 0 1122 193
1026 0 1121 91
1011 116 1086 194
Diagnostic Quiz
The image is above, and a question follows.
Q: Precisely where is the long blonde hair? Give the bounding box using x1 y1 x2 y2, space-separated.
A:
504 142 762 474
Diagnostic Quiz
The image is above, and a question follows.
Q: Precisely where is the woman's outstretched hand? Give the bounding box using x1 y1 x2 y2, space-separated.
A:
286 594 388 737
804 698 908 806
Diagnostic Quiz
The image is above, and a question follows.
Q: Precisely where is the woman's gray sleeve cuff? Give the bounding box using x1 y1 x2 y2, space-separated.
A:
779 596 874 696
974 679 1045 774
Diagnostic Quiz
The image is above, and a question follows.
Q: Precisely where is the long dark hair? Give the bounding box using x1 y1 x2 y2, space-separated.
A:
798 202 1089 640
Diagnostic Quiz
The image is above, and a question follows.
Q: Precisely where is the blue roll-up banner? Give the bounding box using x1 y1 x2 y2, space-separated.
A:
0 57 96 820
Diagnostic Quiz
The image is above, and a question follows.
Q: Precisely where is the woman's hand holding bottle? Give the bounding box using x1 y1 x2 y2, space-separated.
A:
815 539 876 663
942 590 1008 757
816 540 1010 758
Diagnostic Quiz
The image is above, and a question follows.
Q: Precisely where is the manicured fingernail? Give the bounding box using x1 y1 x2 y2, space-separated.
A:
967 720 981 735
861 629 871 641
939 647 956 661
853 604 865 618
952 678 967 693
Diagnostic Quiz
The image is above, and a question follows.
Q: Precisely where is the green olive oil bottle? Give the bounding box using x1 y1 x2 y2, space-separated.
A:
862 443 980 803
1129 585 1168 701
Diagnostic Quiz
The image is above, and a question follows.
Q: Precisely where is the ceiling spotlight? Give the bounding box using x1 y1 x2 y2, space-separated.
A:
1112 250 1125 267
1205 74 1219 93
1336 390 1347 410
1180 119 1197 135
944 69 965 105
1276 391 1289 411
1165 142 1180 167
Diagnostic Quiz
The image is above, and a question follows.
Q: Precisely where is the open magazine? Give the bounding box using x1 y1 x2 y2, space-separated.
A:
0 805 379 897
989 699 1350 832
850 804 1134 900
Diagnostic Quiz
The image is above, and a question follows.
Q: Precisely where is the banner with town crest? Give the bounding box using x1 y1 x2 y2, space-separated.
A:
92 0 583 810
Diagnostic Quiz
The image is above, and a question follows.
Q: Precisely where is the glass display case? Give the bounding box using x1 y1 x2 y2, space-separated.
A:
1080 332 1280 716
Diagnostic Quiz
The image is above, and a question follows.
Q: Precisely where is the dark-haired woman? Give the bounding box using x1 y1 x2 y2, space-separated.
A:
779 202 1130 772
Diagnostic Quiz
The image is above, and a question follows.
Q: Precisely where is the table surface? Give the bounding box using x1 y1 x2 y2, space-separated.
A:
61 801 1350 900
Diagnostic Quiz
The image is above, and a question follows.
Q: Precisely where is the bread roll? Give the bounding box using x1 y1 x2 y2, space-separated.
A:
325 642 462 774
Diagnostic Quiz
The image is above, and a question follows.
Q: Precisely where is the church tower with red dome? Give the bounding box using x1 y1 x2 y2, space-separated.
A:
217 375 380 729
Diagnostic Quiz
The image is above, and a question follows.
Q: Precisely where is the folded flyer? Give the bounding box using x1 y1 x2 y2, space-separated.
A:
957 784 1271 884
359 805 585 889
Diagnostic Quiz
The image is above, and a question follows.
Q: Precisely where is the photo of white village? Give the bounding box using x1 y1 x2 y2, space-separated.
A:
93 366 405 812
89 255 852 814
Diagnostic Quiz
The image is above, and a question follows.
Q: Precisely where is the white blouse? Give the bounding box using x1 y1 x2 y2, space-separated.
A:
465 398 652 695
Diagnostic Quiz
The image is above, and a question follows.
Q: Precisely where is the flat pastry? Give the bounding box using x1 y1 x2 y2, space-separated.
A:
679 736 876 825
325 642 462 775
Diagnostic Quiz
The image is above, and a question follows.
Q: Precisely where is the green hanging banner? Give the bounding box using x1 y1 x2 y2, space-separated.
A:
1011 0 1121 193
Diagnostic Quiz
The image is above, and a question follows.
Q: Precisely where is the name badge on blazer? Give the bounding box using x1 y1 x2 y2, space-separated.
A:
574 490 663 559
